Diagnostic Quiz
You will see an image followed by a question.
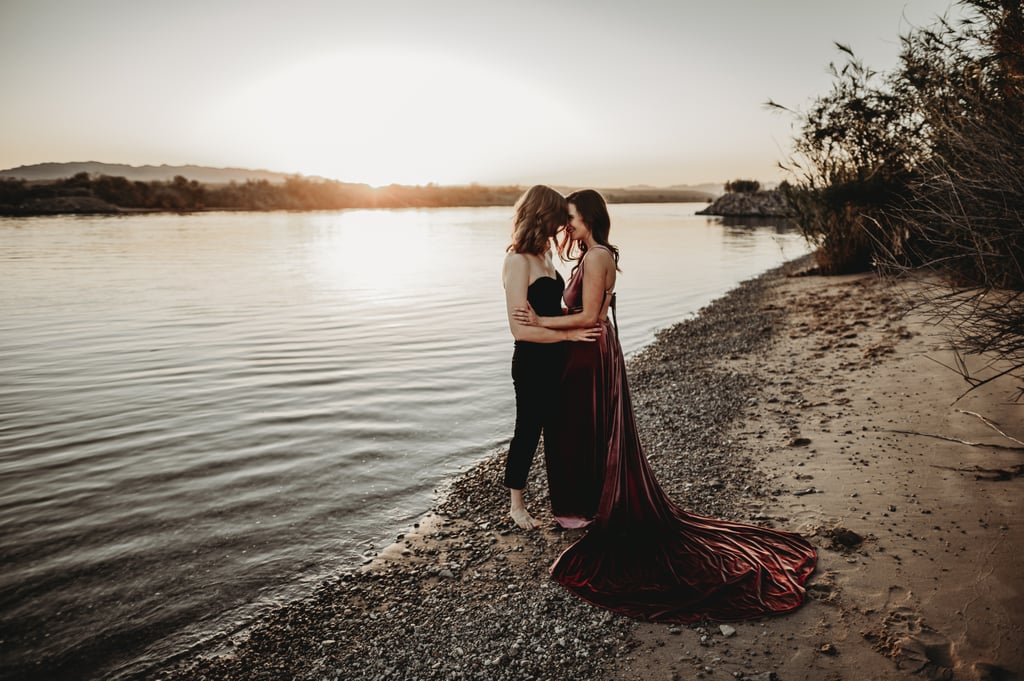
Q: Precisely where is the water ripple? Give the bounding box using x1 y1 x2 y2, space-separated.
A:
0 206 807 680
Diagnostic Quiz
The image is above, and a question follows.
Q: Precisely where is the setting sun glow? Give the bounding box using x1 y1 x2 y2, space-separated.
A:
197 48 584 186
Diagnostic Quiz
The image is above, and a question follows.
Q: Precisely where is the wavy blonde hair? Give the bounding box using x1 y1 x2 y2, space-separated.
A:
507 185 567 255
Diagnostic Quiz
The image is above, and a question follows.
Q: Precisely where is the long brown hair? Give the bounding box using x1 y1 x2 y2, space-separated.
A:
558 189 620 271
507 185 567 255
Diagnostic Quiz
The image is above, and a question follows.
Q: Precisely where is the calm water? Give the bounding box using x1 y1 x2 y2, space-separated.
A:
0 204 807 679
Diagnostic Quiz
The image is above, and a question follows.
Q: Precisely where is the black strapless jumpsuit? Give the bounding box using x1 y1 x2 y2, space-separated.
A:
504 272 566 490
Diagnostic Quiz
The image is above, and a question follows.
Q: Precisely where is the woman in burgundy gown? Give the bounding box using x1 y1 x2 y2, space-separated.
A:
514 189 816 623
501 185 601 530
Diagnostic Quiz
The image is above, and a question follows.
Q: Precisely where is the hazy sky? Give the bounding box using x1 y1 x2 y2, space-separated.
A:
0 0 958 187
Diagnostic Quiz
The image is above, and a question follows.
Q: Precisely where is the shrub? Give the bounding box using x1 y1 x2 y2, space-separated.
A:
883 0 1024 396
775 0 1023 397
723 179 761 194
769 45 924 274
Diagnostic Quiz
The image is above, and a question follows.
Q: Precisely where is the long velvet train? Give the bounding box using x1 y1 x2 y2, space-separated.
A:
546 251 816 622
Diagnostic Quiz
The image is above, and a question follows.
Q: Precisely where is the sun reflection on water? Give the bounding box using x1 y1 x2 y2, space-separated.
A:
306 209 441 304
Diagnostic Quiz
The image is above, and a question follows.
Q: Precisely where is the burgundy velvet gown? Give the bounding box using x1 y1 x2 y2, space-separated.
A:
545 248 817 623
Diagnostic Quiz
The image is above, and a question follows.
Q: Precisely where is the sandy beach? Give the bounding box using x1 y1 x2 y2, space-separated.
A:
161 259 1022 681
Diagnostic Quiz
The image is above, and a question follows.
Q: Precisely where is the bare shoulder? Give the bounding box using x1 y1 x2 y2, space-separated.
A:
503 251 532 289
503 251 530 275
504 251 528 266
583 246 615 270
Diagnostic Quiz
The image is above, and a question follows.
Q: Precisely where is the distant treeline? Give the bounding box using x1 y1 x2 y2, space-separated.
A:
0 173 711 215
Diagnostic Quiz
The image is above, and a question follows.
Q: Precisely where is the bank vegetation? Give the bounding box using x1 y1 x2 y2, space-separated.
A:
772 0 1023 397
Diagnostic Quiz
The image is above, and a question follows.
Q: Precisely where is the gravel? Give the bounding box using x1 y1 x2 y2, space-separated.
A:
155 257 811 681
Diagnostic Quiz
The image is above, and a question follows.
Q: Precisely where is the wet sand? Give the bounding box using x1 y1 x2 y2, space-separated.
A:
159 259 1022 681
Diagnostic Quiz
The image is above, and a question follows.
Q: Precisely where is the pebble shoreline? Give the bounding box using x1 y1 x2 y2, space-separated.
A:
158 256 814 681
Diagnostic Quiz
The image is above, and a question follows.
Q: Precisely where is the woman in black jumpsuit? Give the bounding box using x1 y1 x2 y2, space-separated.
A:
501 185 600 529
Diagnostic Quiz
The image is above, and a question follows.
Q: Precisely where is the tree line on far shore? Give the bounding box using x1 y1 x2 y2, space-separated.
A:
0 174 712 215
773 0 1022 397
0 174 527 213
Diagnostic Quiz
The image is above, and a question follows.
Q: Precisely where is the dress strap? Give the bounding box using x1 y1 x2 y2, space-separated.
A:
604 290 619 340
585 245 617 337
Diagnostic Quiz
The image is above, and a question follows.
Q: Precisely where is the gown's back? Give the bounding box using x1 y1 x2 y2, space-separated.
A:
546 247 817 622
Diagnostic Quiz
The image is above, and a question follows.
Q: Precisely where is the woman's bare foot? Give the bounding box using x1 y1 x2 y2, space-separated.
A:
509 489 539 530
510 506 539 529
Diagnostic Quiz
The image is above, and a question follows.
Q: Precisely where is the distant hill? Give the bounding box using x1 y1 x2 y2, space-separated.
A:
0 162 298 184
0 162 721 214
594 187 714 204
642 182 725 197
0 163 725 197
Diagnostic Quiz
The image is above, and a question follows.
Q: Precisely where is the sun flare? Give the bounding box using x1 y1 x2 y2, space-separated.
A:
198 47 584 186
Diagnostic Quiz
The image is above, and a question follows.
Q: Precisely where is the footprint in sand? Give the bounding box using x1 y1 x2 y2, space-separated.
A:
805 570 841 606
866 589 1018 681
971 661 1017 681
865 599 958 681
894 622 957 681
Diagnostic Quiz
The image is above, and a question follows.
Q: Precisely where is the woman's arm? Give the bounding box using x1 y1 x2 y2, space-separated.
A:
503 253 600 343
514 249 614 330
